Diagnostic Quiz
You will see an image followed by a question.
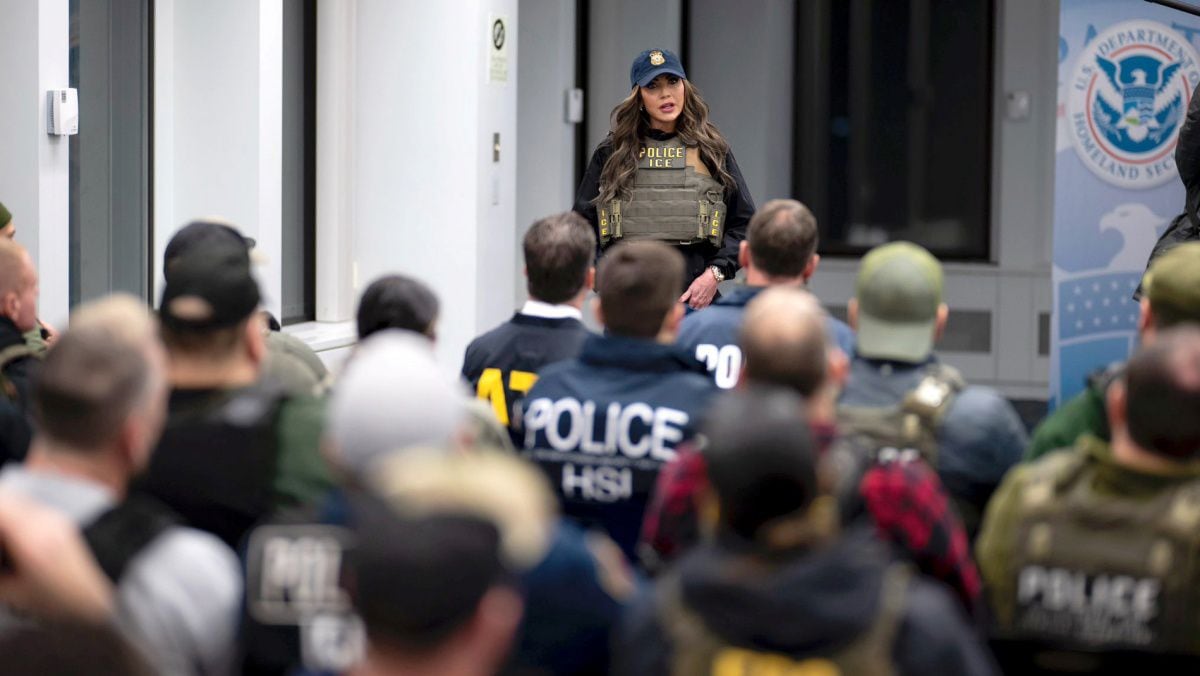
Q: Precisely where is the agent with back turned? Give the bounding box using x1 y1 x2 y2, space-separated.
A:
463 212 594 431
838 242 1027 537
136 240 333 550
615 387 996 675
979 326 1200 674
0 295 241 675
520 241 717 561
675 198 854 389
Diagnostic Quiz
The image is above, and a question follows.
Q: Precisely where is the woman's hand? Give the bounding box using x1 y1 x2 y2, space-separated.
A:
680 270 719 310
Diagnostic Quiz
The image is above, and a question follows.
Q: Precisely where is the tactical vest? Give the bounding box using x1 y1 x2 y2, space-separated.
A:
658 563 910 676
242 516 363 674
83 495 180 583
996 443 1200 655
598 136 726 247
137 381 288 549
0 344 38 402
836 364 978 530
836 363 965 468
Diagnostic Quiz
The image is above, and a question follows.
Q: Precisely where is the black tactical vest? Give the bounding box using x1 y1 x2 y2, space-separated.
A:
136 381 287 549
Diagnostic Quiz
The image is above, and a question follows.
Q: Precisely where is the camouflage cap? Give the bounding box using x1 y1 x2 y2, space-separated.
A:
854 241 943 363
1143 242 1200 328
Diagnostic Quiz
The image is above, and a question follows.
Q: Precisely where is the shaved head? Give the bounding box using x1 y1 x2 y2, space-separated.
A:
739 287 830 398
0 239 37 331
0 239 29 294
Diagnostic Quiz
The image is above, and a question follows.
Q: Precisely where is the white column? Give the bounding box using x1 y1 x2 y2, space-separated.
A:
153 0 284 320
315 0 358 323
0 0 70 327
516 0 577 305
352 0 518 371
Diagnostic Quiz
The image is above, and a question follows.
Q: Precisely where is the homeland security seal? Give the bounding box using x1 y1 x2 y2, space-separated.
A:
1069 21 1200 189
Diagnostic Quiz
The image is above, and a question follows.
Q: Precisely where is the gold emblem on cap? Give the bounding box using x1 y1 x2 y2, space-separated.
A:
649 50 665 66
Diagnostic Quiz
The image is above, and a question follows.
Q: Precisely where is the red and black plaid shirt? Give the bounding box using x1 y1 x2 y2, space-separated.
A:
638 422 981 612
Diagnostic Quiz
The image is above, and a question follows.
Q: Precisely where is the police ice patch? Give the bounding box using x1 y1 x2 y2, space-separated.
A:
1068 21 1200 189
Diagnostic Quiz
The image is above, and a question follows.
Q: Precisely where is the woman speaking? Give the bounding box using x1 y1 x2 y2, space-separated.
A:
573 48 756 310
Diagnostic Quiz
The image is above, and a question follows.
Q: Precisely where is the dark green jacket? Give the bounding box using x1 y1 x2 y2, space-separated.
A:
1025 370 1116 462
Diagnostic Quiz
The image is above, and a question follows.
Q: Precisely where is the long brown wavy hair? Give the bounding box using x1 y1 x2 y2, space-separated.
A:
595 79 735 206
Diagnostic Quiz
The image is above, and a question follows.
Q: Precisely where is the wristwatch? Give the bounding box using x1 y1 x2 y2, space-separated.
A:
709 265 725 283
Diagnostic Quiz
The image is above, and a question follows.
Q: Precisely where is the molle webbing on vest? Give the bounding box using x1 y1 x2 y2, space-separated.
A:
1002 443 1200 655
836 363 965 468
600 136 726 247
0 344 37 401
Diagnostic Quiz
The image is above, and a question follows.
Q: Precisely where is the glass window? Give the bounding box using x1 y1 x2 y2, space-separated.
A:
281 0 316 325
69 0 153 306
794 0 994 260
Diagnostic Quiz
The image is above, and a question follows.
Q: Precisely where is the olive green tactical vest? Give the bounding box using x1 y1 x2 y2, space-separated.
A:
598 136 727 247
836 364 981 532
0 343 37 402
998 440 1200 655
836 363 965 468
658 563 910 676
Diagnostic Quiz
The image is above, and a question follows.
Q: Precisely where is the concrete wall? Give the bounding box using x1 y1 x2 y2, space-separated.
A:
0 0 70 328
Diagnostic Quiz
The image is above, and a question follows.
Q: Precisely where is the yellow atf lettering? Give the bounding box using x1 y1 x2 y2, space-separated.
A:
509 370 537 396
476 368 509 425
475 368 538 427
712 648 840 676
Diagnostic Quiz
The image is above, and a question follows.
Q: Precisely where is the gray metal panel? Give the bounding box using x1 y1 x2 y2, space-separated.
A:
687 0 794 203
586 0 681 152
72 0 151 305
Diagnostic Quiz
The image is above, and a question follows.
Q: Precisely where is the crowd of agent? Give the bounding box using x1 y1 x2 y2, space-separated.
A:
0 196 1198 675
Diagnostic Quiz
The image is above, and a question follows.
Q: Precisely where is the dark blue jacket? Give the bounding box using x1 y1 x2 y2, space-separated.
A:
676 286 856 389
520 334 718 561
840 355 1028 535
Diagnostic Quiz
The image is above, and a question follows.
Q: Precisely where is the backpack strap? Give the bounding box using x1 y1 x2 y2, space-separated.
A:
0 344 37 401
900 362 965 427
657 571 728 676
828 563 910 675
83 495 181 583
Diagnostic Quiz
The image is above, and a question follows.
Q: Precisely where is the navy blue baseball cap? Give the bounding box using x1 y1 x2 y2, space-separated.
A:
630 48 686 88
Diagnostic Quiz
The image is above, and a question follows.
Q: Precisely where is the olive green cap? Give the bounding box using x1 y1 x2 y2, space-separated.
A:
1143 242 1200 327
854 241 943 363
0 202 10 229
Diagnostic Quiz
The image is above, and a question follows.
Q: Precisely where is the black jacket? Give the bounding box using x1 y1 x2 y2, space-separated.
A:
1139 79 1200 297
461 312 590 428
613 526 998 676
572 129 756 284
0 317 36 465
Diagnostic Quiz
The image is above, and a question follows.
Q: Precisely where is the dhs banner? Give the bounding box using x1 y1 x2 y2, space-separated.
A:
1052 1 1200 407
